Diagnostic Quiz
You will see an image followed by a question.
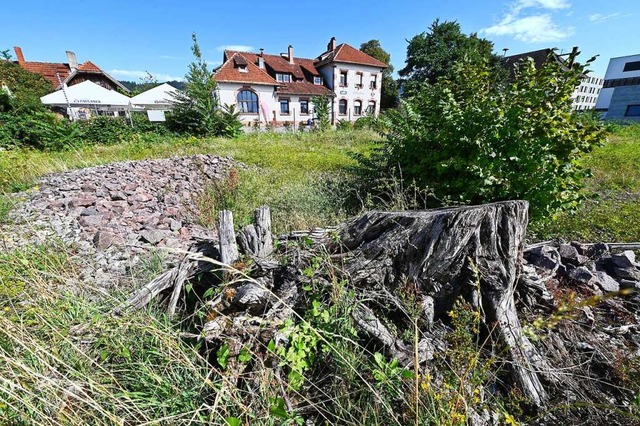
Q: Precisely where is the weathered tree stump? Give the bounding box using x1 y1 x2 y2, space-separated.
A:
333 201 547 406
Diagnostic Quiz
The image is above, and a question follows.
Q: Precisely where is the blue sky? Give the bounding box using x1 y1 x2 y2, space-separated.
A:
3 0 638 81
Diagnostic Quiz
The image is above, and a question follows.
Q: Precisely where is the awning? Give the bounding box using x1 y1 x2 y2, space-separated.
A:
129 83 181 109
40 80 131 108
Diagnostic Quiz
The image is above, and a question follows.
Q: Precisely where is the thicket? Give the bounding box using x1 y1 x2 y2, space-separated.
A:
359 21 605 219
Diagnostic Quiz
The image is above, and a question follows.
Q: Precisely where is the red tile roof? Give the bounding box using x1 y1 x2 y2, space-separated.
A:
19 61 71 87
276 81 334 96
77 61 102 72
316 43 388 68
212 52 278 85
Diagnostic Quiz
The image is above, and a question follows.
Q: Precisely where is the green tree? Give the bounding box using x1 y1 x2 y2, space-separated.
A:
360 40 398 110
311 95 331 131
399 20 503 97
166 33 219 136
361 48 605 219
0 59 53 109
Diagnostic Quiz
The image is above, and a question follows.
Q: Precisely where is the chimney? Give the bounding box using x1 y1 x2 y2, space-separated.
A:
66 51 78 71
288 45 294 64
328 37 336 51
13 46 25 64
258 48 265 68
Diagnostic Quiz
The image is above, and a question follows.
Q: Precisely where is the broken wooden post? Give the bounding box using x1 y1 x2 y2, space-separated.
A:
237 206 274 258
218 210 239 264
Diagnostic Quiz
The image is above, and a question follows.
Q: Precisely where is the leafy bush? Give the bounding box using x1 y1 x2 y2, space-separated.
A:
311 95 331 131
359 51 605 219
336 119 353 131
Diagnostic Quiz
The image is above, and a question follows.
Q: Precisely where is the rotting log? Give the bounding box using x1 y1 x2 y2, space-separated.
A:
238 206 274 258
333 201 548 407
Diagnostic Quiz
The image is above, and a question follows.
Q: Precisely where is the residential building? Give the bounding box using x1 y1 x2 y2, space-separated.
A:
571 75 604 111
504 47 603 111
212 37 387 126
595 54 640 120
13 46 129 93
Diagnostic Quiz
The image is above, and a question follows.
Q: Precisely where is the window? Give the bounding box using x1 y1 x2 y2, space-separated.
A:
300 99 309 114
276 73 291 83
625 105 640 117
280 98 290 114
356 73 363 89
354 100 362 115
313 76 323 85
623 61 640 72
340 71 348 87
367 101 376 115
237 89 258 113
338 99 347 115
370 74 377 89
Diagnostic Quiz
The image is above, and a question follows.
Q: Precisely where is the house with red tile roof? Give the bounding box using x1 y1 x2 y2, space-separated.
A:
13 46 129 93
212 37 386 126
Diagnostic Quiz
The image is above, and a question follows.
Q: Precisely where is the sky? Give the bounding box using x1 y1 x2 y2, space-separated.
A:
3 0 638 82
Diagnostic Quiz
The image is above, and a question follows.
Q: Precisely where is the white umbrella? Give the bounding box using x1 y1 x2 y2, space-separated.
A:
40 80 131 107
129 83 181 109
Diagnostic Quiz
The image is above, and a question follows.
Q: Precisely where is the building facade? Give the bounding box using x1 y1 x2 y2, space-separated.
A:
571 75 604 111
212 38 387 127
595 54 640 120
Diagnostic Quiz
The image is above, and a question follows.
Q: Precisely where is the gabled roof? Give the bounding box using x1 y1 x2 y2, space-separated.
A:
220 50 333 96
315 43 388 69
213 52 278 86
18 61 73 87
13 47 129 92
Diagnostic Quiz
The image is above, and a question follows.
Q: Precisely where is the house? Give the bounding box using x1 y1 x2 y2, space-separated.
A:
504 47 602 111
595 54 640 120
212 37 387 126
13 46 129 93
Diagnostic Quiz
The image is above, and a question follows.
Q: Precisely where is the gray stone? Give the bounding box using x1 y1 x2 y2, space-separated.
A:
559 244 589 266
68 196 97 207
568 266 596 285
528 246 562 276
595 271 620 293
93 231 125 250
170 219 182 231
140 229 169 245
619 279 640 291
78 215 104 228
613 266 640 282
611 251 637 268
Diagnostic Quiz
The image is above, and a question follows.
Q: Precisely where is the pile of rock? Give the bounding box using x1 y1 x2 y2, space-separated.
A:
525 242 640 295
1 155 233 288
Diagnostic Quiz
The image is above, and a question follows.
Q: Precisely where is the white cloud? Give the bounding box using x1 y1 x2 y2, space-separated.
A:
109 69 183 82
482 14 574 43
515 0 570 11
481 0 572 43
216 45 254 52
588 12 628 23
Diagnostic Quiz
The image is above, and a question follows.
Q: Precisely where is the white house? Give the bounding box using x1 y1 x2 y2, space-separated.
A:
212 37 387 127
595 54 640 120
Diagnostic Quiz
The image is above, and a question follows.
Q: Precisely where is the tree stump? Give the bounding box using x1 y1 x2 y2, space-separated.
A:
333 201 547 406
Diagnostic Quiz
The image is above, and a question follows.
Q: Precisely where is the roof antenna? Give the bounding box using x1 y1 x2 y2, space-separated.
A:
502 48 509 57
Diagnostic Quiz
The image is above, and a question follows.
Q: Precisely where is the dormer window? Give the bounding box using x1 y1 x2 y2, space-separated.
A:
314 76 323 85
233 56 248 73
276 73 291 83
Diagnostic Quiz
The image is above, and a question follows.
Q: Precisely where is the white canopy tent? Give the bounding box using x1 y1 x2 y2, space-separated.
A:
129 83 181 122
40 80 131 120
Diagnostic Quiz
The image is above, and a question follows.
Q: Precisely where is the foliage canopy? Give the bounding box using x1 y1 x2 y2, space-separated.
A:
362 46 605 218
360 40 399 110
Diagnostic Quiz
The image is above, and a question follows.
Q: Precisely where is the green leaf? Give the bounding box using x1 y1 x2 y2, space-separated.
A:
217 343 230 369
225 417 241 426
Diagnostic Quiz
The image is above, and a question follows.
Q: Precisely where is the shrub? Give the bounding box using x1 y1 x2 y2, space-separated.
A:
336 119 353 131
359 51 605 219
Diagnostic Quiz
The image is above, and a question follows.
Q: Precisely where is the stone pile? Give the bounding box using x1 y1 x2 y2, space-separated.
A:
1 155 233 288
524 242 640 296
